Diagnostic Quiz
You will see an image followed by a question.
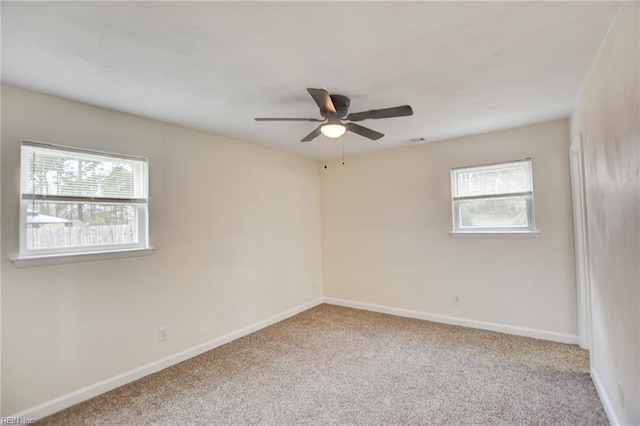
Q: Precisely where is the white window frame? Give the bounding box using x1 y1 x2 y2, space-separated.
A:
450 159 536 234
18 141 150 259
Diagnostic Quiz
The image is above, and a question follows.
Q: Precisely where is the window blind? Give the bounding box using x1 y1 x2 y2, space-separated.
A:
21 142 147 201
452 160 532 199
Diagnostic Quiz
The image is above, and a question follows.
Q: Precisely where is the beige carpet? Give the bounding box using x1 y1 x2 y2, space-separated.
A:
39 304 607 425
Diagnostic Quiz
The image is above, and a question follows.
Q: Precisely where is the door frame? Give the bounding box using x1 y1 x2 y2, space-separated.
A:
569 133 592 350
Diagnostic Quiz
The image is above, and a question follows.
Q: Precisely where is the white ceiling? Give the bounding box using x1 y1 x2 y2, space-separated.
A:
1 2 618 160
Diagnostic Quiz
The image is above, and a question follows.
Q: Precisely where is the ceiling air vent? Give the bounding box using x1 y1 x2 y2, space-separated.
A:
401 137 426 145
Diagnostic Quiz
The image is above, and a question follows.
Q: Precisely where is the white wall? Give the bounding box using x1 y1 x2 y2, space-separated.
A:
321 119 577 339
570 3 640 424
0 84 324 416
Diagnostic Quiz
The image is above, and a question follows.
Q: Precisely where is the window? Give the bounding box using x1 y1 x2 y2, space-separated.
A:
19 141 149 258
451 159 535 233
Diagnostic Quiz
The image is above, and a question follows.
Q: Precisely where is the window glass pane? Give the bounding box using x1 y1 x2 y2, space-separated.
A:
26 201 139 250
458 196 528 228
455 161 531 197
21 145 147 198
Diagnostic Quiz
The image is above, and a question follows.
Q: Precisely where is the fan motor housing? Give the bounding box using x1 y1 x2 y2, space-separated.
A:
328 94 350 118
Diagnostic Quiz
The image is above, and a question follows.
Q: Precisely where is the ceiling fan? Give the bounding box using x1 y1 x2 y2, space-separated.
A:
255 88 413 142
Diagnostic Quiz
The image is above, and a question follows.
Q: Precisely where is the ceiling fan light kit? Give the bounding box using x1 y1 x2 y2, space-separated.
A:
255 88 413 143
320 122 346 139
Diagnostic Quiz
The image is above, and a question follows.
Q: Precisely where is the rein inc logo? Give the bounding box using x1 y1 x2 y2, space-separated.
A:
1 417 35 425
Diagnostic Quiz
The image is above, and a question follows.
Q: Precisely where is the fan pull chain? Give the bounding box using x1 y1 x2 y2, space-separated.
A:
341 132 346 165
323 135 328 169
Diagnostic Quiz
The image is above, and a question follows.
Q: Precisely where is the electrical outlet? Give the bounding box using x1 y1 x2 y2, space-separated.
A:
159 327 168 342
452 295 461 305
618 381 624 407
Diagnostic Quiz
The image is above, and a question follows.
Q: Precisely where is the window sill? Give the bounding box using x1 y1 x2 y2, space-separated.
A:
450 231 540 239
11 247 154 268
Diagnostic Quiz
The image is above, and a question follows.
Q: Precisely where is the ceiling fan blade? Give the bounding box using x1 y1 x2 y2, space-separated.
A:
346 105 413 122
307 88 337 115
255 117 325 122
301 126 322 142
345 123 384 140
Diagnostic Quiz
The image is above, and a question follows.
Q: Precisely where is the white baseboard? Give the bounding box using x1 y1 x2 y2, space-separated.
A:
10 297 324 421
591 367 621 425
323 297 579 344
